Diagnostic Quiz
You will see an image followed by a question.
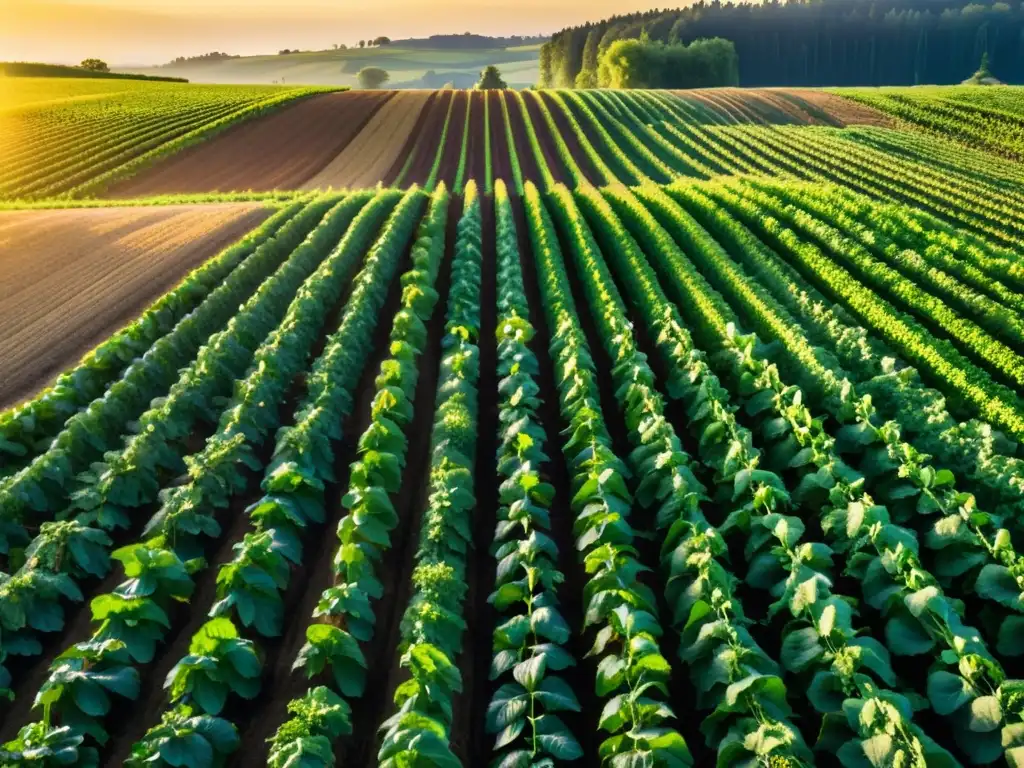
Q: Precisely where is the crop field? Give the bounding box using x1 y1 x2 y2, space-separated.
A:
0 78 338 200
3 84 1024 768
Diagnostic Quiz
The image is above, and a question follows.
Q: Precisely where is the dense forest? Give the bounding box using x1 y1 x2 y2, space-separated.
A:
540 0 1024 87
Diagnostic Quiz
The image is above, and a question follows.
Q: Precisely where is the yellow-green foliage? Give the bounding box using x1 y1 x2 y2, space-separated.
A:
0 78 339 200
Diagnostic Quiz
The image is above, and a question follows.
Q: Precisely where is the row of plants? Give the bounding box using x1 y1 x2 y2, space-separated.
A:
0 194 384 680
0 199 305 469
570 90 675 183
588 183 958 766
593 90 714 179
375 182 483 766
795 181 1024 324
760 126 1024 250
0 197 333 556
264 183 449 768
547 183 818 765
424 91 459 192
670 179 1024 525
744 180 1024 391
522 182 694 766
534 91 625 186
483 92 493 194
453 91 473 193
483 180 583 764
0 190 414 766
629 184 1024 765
697 180 1024 654
508 91 557 192
125 187 429 768
497 91 526 195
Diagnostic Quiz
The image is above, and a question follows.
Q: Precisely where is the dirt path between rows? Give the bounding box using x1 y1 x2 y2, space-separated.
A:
382 91 440 186
402 90 454 187
437 90 469 190
107 92 391 196
462 91 487 191
0 203 269 408
486 92 513 189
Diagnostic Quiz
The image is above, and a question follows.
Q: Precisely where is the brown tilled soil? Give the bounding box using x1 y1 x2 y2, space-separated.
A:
780 89 895 127
382 91 440 186
537 91 605 185
304 91 433 190
437 91 469 189
501 92 542 187
107 92 392 196
515 92 569 185
0 204 269 408
462 91 487 190
486 92 513 189
402 90 454 187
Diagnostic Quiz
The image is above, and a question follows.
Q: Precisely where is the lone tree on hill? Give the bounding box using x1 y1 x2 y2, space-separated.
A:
357 66 389 89
80 58 109 72
476 65 507 89
359 40 366 48
963 51 1003 85
372 36 392 46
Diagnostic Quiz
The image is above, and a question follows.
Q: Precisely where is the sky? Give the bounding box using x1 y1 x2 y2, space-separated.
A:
1 0 666 66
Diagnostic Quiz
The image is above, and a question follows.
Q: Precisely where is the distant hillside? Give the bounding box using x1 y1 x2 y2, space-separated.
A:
391 34 548 49
2 61 187 83
122 42 540 87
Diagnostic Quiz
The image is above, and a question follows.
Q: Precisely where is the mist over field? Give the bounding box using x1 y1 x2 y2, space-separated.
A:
2 0 665 65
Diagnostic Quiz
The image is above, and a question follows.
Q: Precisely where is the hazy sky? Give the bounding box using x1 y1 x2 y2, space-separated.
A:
2 0 665 65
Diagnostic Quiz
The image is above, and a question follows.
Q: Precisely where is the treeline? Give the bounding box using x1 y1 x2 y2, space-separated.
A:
0 62 188 83
165 52 239 67
541 0 1024 87
394 33 548 49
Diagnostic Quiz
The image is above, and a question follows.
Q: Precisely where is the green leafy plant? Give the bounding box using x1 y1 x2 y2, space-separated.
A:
127 704 239 767
163 619 261 715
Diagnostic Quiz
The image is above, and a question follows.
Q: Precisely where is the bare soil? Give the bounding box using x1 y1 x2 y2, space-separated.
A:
501 92 543 188
511 93 568 186
780 89 895 127
382 92 440 186
304 91 433 190
107 92 391 196
486 91 513 190
402 90 454 187
437 91 469 190
0 203 269 408
462 91 487 191
537 92 605 185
